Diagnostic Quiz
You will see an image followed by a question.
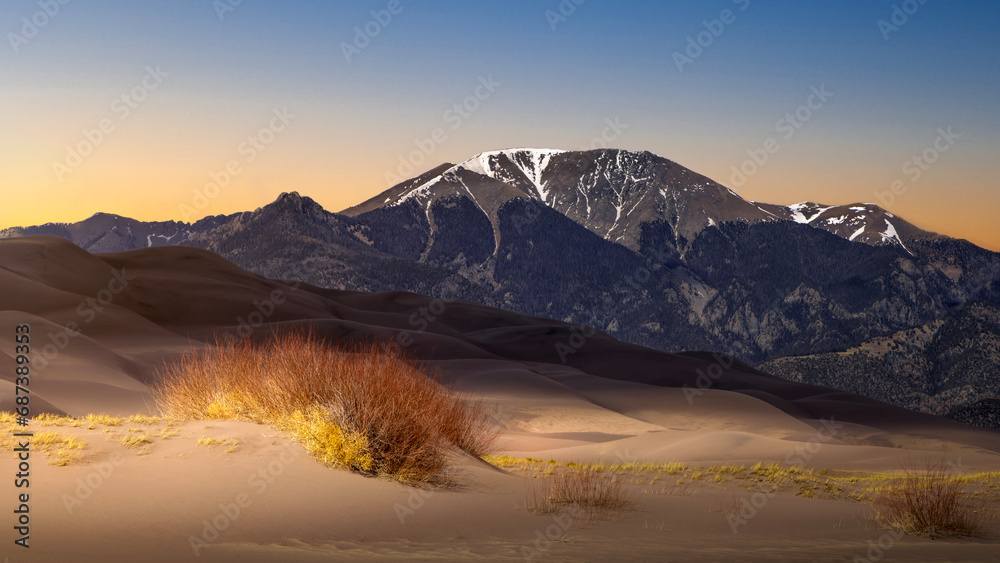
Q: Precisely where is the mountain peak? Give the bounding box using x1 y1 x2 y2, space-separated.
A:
364 147 773 249
752 200 920 252
277 191 303 201
346 147 937 253
255 191 326 217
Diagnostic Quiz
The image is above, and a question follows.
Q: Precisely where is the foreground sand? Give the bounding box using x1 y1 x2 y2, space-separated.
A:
6 421 1000 563
3 416 998 562
2 236 999 561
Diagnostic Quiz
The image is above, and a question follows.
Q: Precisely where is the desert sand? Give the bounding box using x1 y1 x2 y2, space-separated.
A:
2 236 999 562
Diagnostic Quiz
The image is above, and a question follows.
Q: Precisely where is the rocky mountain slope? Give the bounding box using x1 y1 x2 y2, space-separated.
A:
759 301 1000 428
3 149 998 401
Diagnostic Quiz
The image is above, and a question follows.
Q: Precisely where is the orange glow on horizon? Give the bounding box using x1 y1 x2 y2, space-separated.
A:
2 154 998 254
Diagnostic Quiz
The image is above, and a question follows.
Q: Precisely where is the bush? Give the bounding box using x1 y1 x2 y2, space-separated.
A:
870 461 987 538
526 467 636 518
154 331 499 483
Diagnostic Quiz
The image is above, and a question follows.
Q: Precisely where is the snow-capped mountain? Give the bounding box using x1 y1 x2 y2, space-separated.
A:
3 148 998 369
346 148 777 250
5 147 999 428
754 201 924 253
347 148 926 254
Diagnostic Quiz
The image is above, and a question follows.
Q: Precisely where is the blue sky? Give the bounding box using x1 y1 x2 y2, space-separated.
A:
2 0 999 249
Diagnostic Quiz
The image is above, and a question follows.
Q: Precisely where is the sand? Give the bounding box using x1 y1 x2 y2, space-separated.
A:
2 236 999 561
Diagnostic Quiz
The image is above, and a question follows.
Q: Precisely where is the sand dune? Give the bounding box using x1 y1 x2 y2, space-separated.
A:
2 235 999 561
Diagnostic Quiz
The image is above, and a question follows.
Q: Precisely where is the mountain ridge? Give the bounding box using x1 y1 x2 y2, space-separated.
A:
3 148 997 365
4 148 998 425
346 148 941 255
1 148 959 255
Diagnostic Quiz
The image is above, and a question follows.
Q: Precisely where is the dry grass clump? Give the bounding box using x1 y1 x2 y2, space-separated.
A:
33 432 87 466
34 413 164 427
494 455 1000 523
153 331 500 484
120 434 152 449
197 437 240 453
527 467 636 519
0 414 88 466
84 414 123 427
870 462 987 538
34 413 81 427
0 412 23 451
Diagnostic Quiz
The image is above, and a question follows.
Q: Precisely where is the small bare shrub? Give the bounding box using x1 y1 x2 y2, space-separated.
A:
870 461 987 538
527 467 636 518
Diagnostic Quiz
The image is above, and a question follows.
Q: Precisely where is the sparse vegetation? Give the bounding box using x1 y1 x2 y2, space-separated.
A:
31 413 166 429
526 467 636 519
760 302 1000 429
84 414 123 427
870 462 988 538
153 331 500 483
33 432 87 466
120 434 152 449
196 437 240 453
488 456 1000 509
1 413 88 465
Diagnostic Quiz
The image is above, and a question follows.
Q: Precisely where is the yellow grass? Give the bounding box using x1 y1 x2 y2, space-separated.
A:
120 434 152 449
33 432 87 466
0 414 88 465
488 457 1000 508
196 437 240 453
153 331 500 484
84 414 123 427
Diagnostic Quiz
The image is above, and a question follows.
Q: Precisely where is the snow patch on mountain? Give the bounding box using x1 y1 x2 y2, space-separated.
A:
395 148 566 206
464 148 565 202
381 148 922 255
787 202 833 224
881 219 912 254
146 229 186 248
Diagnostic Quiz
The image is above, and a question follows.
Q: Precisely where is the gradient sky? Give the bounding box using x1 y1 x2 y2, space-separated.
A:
2 0 999 250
